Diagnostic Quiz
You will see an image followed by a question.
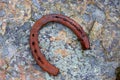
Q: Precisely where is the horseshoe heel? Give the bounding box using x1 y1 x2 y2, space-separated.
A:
30 14 90 76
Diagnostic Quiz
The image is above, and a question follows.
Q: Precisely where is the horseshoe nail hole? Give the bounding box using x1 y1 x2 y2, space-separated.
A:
32 42 35 45
63 18 67 21
55 16 59 18
32 34 34 37
80 39 84 42
82 34 86 37
38 57 44 64
34 49 37 53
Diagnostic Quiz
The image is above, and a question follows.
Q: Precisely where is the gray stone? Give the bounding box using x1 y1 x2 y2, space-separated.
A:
1 45 9 57
42 0 48 2
31 12 42 21
32 0 41 9
21 22 31 31
0 10 5 17
86 5 106 23
0 0 9 3
0 21 2 26
82 14 91 22
86 4 96 13
92 9 105 23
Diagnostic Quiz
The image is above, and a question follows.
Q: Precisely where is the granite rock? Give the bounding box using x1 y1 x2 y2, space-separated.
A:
0 0 120 80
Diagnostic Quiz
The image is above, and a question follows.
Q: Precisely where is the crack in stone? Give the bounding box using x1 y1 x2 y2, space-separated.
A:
100 40 112 61
88 20 96 36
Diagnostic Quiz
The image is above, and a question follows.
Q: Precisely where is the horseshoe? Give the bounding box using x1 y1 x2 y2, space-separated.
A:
29 14 90 76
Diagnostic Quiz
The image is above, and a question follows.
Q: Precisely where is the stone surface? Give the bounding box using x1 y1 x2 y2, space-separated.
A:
0 10 5 17
0 0 120 80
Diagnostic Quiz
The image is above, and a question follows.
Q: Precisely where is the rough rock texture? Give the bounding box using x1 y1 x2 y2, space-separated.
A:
0 0 120 80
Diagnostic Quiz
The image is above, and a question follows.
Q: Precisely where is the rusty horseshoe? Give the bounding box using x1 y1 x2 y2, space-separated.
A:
29 14 90 76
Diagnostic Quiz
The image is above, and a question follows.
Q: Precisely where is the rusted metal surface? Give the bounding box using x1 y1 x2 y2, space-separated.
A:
29 14 90 76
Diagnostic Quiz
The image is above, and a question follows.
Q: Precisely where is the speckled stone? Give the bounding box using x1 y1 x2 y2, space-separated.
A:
82 14 91 22
0 0 120 80
0 10 5 17
86 4 106 23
